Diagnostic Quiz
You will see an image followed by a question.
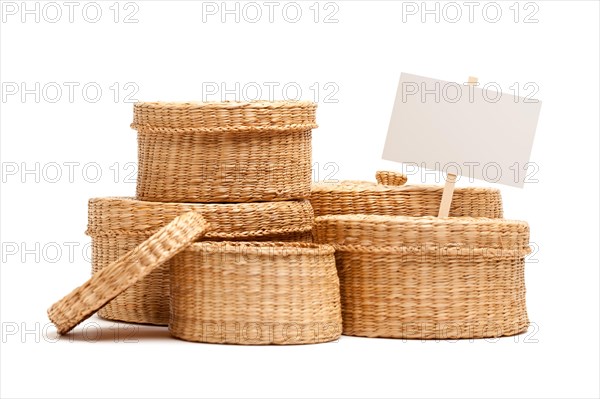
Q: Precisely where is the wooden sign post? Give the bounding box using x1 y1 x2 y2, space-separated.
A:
437 76 478 218
437 172 457 218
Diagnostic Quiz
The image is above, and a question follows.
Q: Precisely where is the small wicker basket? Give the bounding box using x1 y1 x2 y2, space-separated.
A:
132 101 317 203
170 242 342 345
311 171 503 218
314 214 531 339
87 197 315 325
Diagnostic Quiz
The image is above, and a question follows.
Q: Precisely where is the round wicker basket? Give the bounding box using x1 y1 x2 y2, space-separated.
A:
87 197 315 326
169 242 342 345
132 101 317 203
311 171 503 218
313 214 531 339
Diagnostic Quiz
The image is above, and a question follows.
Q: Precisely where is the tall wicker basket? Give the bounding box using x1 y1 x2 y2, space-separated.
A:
314 214 531 339
132 101 317 203
87 197 314 325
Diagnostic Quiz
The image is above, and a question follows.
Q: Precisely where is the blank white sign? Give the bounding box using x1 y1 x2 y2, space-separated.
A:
382 73 542 188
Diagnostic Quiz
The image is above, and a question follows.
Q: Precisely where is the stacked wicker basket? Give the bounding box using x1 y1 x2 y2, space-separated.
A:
311 171 531 339
48 103 532 344
51 101 342 344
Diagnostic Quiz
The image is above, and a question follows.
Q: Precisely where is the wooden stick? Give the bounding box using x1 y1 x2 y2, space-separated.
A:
438 173 457 217
438 76 478 218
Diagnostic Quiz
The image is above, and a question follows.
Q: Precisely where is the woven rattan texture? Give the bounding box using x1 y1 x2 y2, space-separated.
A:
48 212 209 334
87 197 315 325
132 101 317 203
170 242 342 345
131 101 318 132
313 215 530 339
375 170 408 186
311 176 503 218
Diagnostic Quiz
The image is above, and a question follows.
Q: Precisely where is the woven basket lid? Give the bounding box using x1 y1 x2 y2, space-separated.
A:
48 212 209 334
314 214 530 255
312 171 500 195
131 100 318 133
310 171 503 219
85 197 314 239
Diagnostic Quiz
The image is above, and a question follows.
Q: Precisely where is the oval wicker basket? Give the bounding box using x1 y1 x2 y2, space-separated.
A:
311 171 503 218
132 101 317 203
170 242 342 345
314 214 531 339
87 197 315 326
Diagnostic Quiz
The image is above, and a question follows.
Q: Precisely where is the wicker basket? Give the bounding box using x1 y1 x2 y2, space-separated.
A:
87 197 315 326
132 101 317 203
170 242 342 345
313 214 531 339
311 171 503 218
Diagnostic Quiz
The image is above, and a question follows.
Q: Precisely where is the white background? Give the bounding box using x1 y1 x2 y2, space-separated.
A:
1 1 598 398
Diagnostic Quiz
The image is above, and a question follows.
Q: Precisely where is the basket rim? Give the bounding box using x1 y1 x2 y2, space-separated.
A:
133 100 317 110
86 197 314 236
88 196 313 209
131 100 318 133
311 181 501 194
315 214 527 228
184 241 335 255
314 215 530 256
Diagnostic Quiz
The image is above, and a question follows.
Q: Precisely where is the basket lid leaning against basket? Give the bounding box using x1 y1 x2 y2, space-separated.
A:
311 171 503 218
313 214 531 340
49 212 210 334
87 197 315 326
131 101 318 203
